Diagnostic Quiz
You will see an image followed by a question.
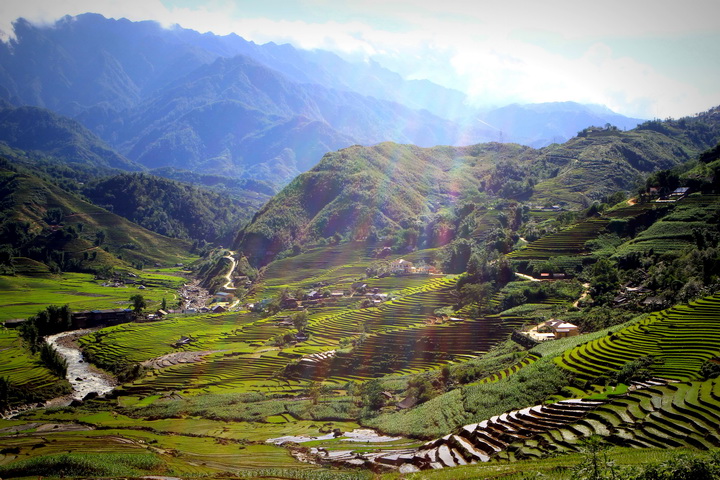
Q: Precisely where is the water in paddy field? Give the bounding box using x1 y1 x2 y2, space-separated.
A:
46 329 116 400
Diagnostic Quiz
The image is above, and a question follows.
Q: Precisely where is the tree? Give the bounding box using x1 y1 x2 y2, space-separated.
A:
94 230 106 246
129 294 147 315
589 257 619 298
292 310 309 333
0 377 10 411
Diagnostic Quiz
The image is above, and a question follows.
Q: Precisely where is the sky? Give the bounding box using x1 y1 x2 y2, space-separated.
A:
1 0 719 119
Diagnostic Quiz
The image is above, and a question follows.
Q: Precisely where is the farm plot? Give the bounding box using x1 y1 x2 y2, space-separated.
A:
509 202 655 263
79 313 262 367
0 329 69 401
106 277 480 394
291 315 521 382
0 272 183 322
508 377 720 459
508 217 610 261
253 242 375 299
555 293 720 381
614 194 720 256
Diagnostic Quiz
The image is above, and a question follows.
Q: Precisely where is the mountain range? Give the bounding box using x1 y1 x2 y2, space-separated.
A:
0 13 644 185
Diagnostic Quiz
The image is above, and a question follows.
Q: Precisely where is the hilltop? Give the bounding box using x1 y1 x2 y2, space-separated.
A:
0 102 141 172
236 108 720 266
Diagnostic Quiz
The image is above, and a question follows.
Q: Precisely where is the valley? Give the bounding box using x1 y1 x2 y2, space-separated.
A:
2 184 720 477
0 10 719 480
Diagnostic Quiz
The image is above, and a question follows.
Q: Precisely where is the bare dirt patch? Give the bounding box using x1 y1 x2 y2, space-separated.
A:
142 351 224 370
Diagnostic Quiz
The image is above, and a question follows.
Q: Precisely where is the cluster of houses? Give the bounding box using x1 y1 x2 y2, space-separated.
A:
613 285 665 309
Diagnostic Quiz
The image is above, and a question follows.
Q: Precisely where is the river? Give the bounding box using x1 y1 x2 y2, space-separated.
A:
46 329 116 400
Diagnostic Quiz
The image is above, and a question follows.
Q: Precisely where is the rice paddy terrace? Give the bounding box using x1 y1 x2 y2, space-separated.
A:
4 196 720 478
349 291 720 472
556 293 720 381
508 201 657 267
85 273 522 397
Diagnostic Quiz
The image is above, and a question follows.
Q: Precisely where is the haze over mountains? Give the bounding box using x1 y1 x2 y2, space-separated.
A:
0 13 644 185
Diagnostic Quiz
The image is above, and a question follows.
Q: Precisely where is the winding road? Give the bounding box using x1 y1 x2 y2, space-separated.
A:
221 251 242 309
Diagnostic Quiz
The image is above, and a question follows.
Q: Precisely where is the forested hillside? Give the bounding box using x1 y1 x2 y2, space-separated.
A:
236 107 720 266
0 102 140 171
83 173 256 244
0 168 192 274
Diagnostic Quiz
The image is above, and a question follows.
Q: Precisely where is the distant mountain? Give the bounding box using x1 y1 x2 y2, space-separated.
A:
0 13 469 124
0 14 643 184
235 107 720 265
0 102 141 171
478 102 645 147
0 14 468 183
107 54 461 181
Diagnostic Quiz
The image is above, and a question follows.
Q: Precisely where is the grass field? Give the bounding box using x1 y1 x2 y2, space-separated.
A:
0 271 185 322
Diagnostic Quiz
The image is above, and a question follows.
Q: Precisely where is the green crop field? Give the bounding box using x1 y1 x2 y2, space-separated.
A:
0 272 184 322
556 293 720 381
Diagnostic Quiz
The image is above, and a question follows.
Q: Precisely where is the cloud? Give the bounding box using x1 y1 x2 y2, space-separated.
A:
0 0 170 39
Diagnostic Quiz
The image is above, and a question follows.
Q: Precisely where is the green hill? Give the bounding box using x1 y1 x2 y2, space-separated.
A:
235 142 533 265
82 172 261 245
235 108 720 266
0 169 193 272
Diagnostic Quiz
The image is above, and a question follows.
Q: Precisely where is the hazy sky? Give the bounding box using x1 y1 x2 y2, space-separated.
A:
2 0 719 119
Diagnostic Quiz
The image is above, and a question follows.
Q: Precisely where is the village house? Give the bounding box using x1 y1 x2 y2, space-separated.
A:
389 259 415 274
670 187 690 198
526 319 580 342
72 309 134 328
546 319 580 338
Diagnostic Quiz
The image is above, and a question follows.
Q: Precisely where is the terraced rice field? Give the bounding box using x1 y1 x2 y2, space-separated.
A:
0 272 183 322
0 426 311 475
364 398 607 470
508 217 611 261
288 277 524 381
360 375 720 471
508 377 720 459
556 293 720 381
508 202 655 262
253 242 375 300
94 275 518 395
0 329 66 398
615 194 720 256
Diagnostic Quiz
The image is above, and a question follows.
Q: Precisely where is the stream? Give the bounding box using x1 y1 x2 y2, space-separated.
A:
46 329 116 400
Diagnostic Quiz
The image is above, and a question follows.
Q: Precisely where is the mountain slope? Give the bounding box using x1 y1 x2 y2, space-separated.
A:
235 142 535 265
480 102 645 147
103 53 458 181
0 102 141 171
82 172 254 244
0 168 192 270
0 13 645 184
528 109 720 205
236 107 720 265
